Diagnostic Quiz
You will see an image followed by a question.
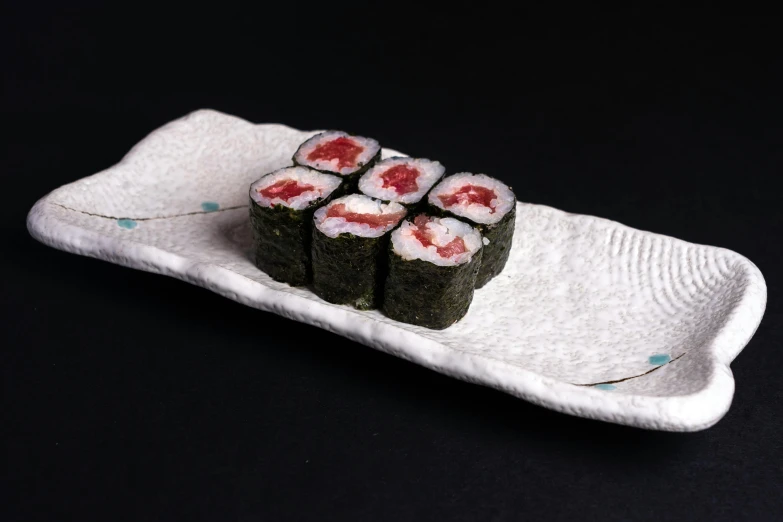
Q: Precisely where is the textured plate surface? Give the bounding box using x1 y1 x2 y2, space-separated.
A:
27 109 767 431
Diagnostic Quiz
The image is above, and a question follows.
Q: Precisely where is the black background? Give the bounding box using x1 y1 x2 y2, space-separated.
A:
3 6 782 521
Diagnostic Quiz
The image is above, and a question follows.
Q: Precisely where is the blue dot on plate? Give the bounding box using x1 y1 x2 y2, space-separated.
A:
117 219 137 229
594 383 617 391
201 201 220 212
649 354 671 366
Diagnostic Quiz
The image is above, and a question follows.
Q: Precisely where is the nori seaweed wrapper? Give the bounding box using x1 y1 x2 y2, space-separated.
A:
382 245 483 330
249 185 343 287
427 200 515 289
311 225 393 310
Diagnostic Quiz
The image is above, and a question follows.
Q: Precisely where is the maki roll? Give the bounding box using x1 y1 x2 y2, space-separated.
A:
293 131 381 191
383 215 483 329
249 166 342 286
427 173 516 288
358 157 445 209
312 194 407 310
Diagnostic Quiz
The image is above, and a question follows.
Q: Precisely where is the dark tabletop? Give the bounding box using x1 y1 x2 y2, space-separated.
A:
2 7 781 521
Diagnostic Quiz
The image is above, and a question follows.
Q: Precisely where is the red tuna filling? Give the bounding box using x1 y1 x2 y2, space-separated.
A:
306 137 364 170
438 184 497 213
259 179 316 202
411 215 467 258
380 165 420 195
326 203 405 228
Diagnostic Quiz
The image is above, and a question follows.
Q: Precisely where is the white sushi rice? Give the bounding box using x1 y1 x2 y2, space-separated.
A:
314 194 407 239
358 157 445 205
427 173 515 225
391 216 483 267
294 131 381 176
250 167 341 211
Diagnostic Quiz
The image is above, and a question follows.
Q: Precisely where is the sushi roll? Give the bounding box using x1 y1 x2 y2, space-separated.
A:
249 166 343 286
358 157 445 209
293 131 381 191
312 194 407 310
383 215 483 329
427 173 516 288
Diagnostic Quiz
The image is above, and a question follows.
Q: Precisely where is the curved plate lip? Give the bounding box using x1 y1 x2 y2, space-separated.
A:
26 109 768 432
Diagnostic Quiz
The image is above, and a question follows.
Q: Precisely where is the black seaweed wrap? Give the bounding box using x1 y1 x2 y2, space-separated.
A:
311 226 393 310
249 189 341 286
382 246 483 330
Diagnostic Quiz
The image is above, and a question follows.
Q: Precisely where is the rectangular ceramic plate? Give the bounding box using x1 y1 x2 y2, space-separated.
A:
27 110 767 431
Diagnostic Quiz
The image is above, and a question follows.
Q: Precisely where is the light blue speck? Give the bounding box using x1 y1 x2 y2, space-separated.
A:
649 354 671 365
117 219 137 229
201 201 220 212
594 383 617 391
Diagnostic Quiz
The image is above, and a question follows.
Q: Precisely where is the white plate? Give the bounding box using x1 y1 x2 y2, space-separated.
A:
27 109 767 431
